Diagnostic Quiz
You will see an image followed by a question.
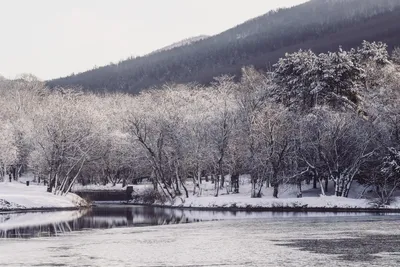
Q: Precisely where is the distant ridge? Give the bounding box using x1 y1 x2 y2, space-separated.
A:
48 0 400 94
149 35 209 55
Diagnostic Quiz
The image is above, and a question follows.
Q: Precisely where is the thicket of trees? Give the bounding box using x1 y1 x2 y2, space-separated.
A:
48 0 400 94
1 41 400 204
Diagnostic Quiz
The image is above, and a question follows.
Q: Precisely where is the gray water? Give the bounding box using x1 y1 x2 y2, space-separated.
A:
1 205 400 266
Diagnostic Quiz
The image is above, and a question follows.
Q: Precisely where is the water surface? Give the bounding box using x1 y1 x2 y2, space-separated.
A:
1 205 400 266
1 204 397 238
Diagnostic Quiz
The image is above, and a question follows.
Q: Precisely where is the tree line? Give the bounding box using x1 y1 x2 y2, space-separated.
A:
1 41 400 205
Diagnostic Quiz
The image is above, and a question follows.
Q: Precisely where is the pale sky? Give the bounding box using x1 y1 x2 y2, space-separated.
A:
0 0 307 80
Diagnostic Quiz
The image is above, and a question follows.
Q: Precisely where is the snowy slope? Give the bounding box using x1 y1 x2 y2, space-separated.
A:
0 210 86 231
0 182 87 210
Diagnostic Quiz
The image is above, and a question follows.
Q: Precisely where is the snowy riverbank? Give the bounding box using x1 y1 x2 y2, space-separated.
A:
86 180 400 211
69 177 400 211
146 180 400 211
0 182 88 211
151 195 400 211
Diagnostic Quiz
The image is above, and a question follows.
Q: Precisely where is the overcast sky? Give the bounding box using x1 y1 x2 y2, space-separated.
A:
0 0 307 80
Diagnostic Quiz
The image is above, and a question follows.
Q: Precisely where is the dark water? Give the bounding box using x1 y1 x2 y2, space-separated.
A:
278 234 400 262
1 207 400 266
1 204 399 239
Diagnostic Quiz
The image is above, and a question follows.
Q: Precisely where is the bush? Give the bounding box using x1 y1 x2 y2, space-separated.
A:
133 188 166 204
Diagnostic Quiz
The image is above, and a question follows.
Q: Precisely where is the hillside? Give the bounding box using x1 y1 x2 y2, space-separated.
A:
149 35 209 55
48 0 400 93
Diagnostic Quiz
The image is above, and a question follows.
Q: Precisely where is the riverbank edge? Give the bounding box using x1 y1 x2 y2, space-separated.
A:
2 202 400 213
93 201 400 213
0 206 92 214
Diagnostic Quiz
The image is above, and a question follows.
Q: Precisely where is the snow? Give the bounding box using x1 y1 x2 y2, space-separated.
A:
72 183 151 192
171 194 354 209
0 181 87 211
75 178 400 211
0 210 86 231
145 180 400 210
167 194 400 210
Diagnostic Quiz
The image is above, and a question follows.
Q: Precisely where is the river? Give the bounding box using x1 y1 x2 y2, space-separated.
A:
0 205 400 266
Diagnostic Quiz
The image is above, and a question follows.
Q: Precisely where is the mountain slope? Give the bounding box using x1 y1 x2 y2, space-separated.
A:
48 0 400 93
149 35 209 55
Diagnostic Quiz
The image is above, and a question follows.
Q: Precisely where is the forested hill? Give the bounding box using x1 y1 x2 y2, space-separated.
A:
48 0 400 94
148 35 209 55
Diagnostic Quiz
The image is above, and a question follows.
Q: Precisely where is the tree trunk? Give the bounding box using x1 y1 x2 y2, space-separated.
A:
324 178 329 194
180 178 189 198
215 176 220 197
297 181 302 198
273 183 279 198
313 174 317 189
343 179 353 198
217 160 223 194
47 173 55 193
231 173 239 193
174 175 181 196
318 177 325 196
17 165 22 181
12 166 16 181
251 176 256 198
254 173 264 198
122 176 126 188
220 175 225 188
54 173 59 195
335 177 344 197
3 164 6 183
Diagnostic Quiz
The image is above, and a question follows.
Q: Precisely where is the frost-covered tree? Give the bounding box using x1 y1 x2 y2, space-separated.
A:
84 93 139 187
354 41 393 92
378 148 400 204
0 77 45 181
230 67 273 194
250 104 296 198
316 48 364 110
297 110 330 195
208 76 239 197
126 87 191 200
30 91 100 194
356 40 390 66
273 46 365 112
0 123 18 182
175 87 216 197
392 47 400 65
273 49 319 109
317 111 375 197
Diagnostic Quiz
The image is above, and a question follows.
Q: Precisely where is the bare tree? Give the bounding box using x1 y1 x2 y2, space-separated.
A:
316 111 375 197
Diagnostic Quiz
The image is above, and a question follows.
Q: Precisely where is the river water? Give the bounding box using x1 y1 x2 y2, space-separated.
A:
0 205 400 266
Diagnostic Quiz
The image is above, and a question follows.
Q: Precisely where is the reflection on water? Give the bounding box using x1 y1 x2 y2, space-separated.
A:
1 204 399 239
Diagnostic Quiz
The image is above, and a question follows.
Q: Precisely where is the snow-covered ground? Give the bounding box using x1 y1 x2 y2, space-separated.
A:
72 183 151 192
0 210 87 231
149 178 400 210
167 194 400 210
0 181 87 211
38 174 400 211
